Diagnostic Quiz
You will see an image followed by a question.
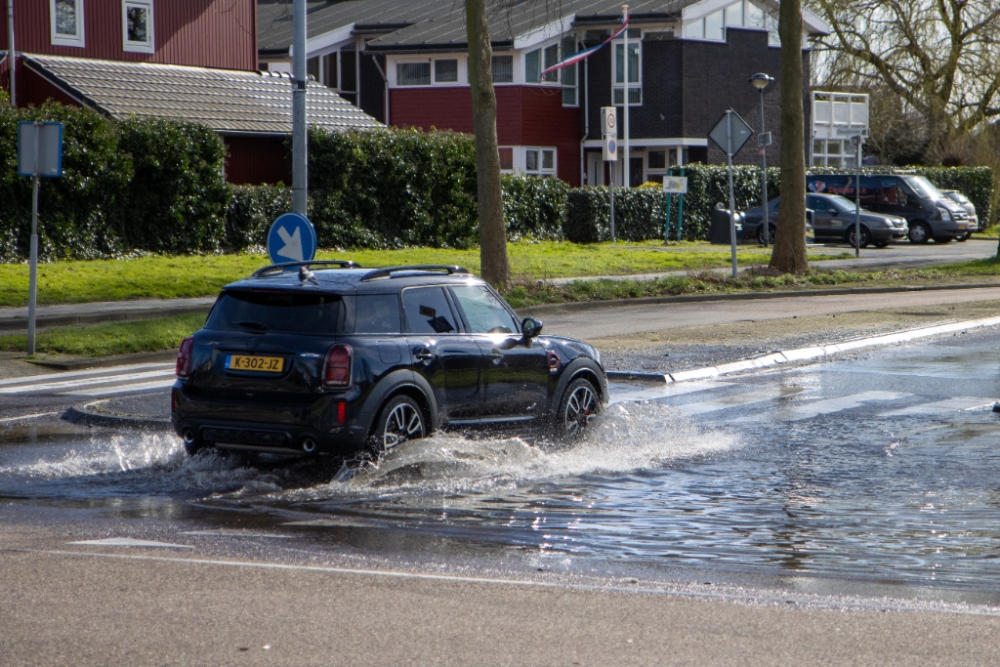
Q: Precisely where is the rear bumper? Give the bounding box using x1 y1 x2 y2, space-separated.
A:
170 383 370 455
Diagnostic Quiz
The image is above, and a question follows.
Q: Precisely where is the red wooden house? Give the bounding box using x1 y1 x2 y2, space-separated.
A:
1 0 378 184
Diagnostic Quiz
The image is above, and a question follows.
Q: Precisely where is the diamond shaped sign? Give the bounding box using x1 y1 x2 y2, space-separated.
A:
708 109 754 157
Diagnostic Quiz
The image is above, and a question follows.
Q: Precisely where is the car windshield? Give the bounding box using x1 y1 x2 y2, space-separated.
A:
826 194 858 212
206 290 346 334
945 191 970 204
902 176 943 200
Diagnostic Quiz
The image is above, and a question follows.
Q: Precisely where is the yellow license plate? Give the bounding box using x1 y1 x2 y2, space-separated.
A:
226 354 284 373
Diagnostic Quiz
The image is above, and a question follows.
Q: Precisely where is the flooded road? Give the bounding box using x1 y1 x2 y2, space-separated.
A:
3 329 1000 600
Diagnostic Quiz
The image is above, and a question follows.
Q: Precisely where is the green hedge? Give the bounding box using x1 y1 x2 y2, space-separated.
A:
564 164 995 243
501 174 568 241
0 103 131 262
224 184 299 252
0 104 228 261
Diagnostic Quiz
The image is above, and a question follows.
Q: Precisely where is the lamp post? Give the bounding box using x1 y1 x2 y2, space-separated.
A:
749 73 773 246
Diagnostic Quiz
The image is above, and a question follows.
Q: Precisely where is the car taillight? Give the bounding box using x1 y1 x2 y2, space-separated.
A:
323 345 352 387
176 337 194 378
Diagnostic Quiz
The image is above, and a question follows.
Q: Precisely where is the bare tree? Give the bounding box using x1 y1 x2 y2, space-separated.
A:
466 0 510 290
770 0 809 274
811 0 1000 142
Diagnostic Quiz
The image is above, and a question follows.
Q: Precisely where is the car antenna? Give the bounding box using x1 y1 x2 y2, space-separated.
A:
298 265 319 285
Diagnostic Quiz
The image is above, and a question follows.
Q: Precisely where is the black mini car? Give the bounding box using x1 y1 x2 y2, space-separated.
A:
171 262 608 458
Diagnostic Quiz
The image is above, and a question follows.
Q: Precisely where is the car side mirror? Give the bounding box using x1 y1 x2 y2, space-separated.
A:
521 317 543 340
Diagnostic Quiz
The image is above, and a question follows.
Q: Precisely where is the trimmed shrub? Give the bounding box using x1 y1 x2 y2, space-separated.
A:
0 103 131 261
224 184 300 252
501 174 567 241
117 117 229 253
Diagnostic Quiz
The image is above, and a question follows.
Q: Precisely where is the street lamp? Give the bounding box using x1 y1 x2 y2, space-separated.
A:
749 73 774 246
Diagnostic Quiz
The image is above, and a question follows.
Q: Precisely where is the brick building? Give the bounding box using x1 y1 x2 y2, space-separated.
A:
258 0 828 187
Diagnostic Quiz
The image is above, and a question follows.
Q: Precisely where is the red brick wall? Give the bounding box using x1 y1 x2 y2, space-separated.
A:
390 85 582 186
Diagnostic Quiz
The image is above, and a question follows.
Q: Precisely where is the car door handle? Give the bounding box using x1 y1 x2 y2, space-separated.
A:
488 348 503 365
414 348 435 362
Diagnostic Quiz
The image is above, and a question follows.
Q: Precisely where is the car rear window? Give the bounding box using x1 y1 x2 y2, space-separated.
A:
206 290 346 334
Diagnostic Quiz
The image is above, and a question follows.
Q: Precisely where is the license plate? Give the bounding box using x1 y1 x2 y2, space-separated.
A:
958 224 967 230
226 354 284 373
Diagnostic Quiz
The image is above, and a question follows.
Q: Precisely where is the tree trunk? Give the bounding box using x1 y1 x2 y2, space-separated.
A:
466 0 510 290
769 0 809 274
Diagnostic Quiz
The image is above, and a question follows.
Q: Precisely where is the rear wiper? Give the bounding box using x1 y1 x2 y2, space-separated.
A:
233 320 267 331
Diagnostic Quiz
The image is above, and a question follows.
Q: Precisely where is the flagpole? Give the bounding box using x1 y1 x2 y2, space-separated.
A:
622 4 630 190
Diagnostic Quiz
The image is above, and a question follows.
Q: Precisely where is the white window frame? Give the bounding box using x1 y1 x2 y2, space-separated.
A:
519 147 557 177
612 31 642 107
390 55 468 88
560 35 578 107
682 1 780 46
122 0 154 54
50 0 85 48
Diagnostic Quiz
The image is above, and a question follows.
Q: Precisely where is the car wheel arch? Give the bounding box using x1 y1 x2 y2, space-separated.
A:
357 370 439 439
548 358 607 420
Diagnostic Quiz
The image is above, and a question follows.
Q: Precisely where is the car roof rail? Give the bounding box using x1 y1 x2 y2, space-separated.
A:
360 265 470 281
252 260 362 278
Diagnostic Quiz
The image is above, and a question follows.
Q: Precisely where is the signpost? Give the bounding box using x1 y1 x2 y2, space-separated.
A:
17 121 63 356
663 174 688 244
848 131 866 257
267 212 317 265
601 106 618 241
708 109 754 278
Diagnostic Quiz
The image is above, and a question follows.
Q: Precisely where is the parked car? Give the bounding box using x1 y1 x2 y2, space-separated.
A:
805 193 908 248
740 198 816 245
806 174 969 244
940 189 978 241
171 262 608 459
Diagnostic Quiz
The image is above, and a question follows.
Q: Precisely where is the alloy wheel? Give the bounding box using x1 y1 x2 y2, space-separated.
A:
563 383 598 435
382 402 424 451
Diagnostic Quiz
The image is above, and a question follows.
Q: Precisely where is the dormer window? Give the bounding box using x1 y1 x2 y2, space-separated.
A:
50 0 85 48
123 0 155 54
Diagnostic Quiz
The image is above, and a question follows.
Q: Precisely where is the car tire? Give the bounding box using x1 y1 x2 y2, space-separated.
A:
370 394 426 456
553 378 601 439
846 226 871 249
933 236 953 244
908 222 931 244
956 233 969 242
756 224 777 245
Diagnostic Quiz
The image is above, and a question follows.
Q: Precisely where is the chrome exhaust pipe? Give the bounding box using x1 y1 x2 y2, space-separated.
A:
182 428 197 446
301 437 318 454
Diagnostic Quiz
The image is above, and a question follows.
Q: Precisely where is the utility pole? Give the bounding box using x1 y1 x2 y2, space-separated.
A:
292 0 307 214
621 4 630 189
6 0 16 106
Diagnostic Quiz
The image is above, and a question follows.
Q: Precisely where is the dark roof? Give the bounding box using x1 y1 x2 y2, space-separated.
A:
258 0 827 55
22 53 381 136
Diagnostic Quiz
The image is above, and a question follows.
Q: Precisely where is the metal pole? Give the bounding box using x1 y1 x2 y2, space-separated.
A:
676 166 685 242
291 0 308 214
28 123 40 355
6 0 15 106
760 88 769 247
609 172 616 242
726 111 738 279
855 136 862 257
664 189 672 244
621 4 630 190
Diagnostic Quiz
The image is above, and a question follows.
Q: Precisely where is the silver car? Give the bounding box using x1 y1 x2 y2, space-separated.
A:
940 190 978 241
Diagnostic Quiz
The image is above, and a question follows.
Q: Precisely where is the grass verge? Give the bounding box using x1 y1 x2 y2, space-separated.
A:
0 241 850 308
0 313 206 357
503 264 1000 309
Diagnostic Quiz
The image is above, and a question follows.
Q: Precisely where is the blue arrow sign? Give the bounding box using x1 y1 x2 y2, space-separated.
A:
267 212 317 265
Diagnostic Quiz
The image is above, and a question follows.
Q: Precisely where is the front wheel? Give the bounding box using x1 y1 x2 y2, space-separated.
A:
554 378 601 439
908 222 931 244
846 225 871 249
757 224 777 245
933 235 953 244
370 395 426 456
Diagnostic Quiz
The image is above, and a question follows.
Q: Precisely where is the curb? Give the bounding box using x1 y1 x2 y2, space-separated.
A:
29 350 177 371
607 316 1000 385
63 404 172 430
0 302 212 333
517 282 1000 317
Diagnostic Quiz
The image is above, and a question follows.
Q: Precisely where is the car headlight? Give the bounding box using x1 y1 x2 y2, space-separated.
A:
936 206 953 222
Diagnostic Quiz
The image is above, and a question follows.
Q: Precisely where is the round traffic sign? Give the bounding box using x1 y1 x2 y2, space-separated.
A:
267 212 317 265
608 140 617 153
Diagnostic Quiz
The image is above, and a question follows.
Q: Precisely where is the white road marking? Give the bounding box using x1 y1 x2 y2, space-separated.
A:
677 387 806 416
0 411 60 423
879 397 997 417
0 363 173 387
69 538 193 549
63 378 177 398
0 370 175 394
743 391 910 422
